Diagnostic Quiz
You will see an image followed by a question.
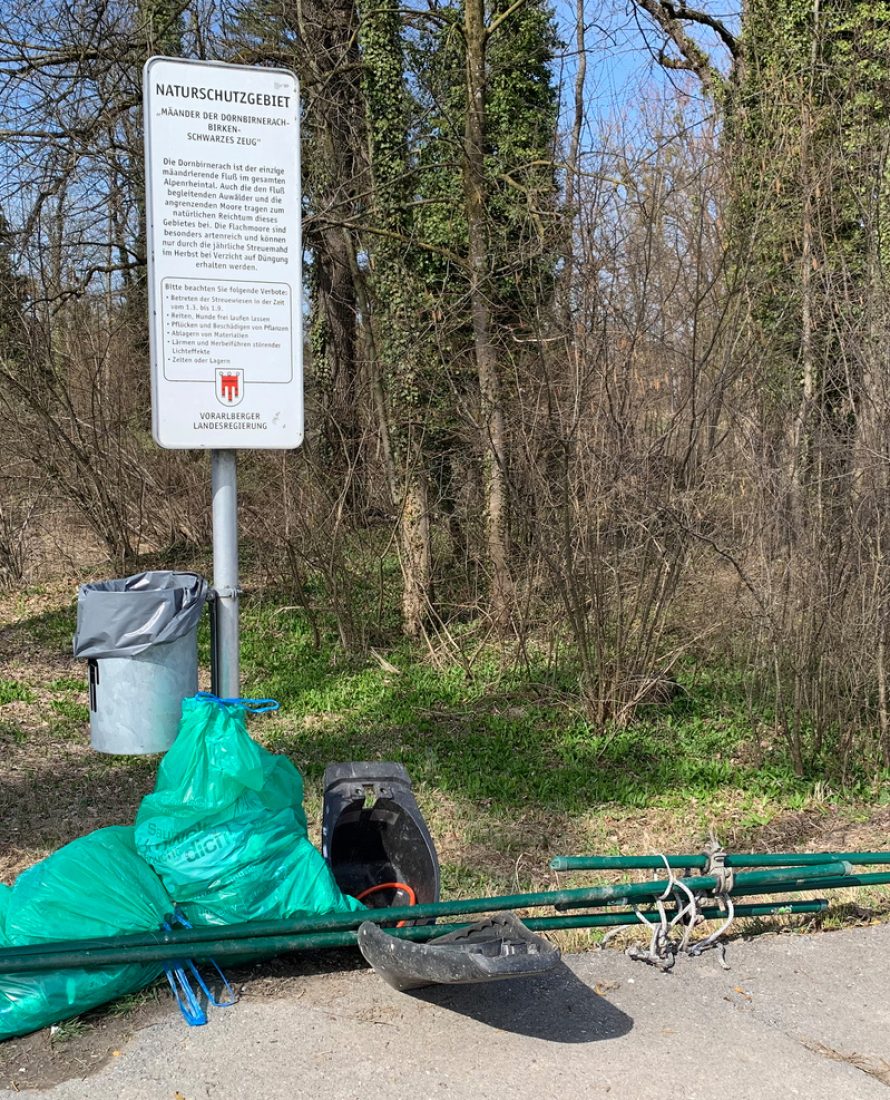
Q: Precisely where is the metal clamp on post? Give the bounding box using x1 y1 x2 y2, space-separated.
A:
208 588 218 697
207 586 243 698
690 840 737 966
701 841 735 899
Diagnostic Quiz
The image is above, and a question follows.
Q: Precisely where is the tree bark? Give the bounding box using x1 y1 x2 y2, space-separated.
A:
400 471 431 637
463 0 513 630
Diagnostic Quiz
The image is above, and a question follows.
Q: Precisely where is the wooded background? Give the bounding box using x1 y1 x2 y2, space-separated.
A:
1 0 889 780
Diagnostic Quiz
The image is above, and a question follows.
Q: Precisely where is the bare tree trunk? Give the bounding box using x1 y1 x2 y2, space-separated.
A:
400 472 431 637
463 0 512 630
353 254 430 638
316 218 360 505
789 78 816 507
877 580 890 769
350 256 398 507
296 0 365 510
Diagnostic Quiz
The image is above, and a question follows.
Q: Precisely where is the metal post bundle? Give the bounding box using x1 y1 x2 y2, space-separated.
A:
549 851 890 872
0 902 831 975
0 860 863 974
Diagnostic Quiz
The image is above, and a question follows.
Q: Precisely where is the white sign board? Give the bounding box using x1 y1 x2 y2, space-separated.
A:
144 57 303 449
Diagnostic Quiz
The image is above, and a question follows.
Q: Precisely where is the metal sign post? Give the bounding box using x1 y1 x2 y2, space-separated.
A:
143 57 303 695
211 450 240 696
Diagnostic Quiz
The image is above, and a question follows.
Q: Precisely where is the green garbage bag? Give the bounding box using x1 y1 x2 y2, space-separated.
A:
135 695 363 926
0 826 172 1041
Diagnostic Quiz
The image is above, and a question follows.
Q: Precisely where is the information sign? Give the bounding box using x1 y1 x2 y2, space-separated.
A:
144 57 303 448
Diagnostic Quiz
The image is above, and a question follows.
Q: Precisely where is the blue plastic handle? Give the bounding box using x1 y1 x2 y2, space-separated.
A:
194 691 280 713
162 913 238 1026
164 961 208 1027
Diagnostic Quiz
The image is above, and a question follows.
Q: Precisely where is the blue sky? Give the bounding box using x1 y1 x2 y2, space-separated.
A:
549 0 740 136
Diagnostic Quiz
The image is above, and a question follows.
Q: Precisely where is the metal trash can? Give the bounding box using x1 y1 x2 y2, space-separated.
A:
72 571 209 754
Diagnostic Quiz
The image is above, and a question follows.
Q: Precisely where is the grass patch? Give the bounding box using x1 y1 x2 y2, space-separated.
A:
0 677 33 705
238 592 853 818
49 1017 89 1043
104 983 164 1017
51 699 90 723
0 716 26 744
17 605 76 653
49 676 85 693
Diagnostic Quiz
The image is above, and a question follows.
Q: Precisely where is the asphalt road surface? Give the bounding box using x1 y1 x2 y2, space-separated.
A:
10 923 890 1099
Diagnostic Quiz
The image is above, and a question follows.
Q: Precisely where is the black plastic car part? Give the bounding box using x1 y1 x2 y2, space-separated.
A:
357 911 561 992
321 762 440 910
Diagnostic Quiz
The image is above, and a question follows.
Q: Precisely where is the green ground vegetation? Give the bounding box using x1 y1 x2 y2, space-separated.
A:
0 564 888 930
240 591 887 817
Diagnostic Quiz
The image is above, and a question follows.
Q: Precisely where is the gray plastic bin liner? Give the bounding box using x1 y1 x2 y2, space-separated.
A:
73 571 209 659
73 571 209 754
